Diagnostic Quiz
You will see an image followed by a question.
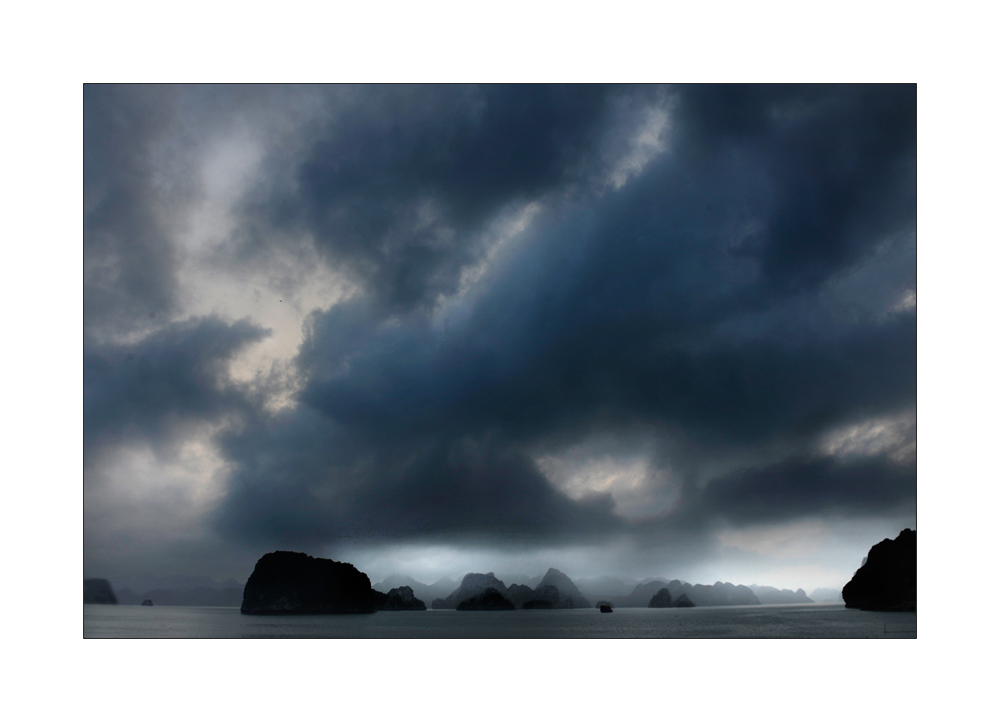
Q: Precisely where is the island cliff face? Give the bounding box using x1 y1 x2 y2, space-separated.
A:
842 529 916 611
84 578 118 604
240 551 375 614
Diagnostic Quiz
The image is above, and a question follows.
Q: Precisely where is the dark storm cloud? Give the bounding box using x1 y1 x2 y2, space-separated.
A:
238 85 655 312
84 85 194 336
295 291 914 458
215 408 622 548
694 454 916 525
84 316 270 463
211 84 916 550
673 84 916 294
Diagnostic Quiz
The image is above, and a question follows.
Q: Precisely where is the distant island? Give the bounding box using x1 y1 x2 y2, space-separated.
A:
842 529 916 611
372 585 427 611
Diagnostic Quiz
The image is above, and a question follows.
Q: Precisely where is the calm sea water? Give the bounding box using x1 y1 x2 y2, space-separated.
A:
84 603 916 638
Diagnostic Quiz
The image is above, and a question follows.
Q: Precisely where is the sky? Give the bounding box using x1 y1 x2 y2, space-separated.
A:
83 84 916 593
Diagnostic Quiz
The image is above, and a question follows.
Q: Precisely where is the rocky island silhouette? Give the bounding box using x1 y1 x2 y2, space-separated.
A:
372 585 427 611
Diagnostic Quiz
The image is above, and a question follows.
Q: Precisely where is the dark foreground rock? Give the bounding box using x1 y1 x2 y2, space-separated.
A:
456 588 516 611
84 578 117 604
374 586 427 611
648 588 673 607
673 594 694 607
140 599 154 606
241 551 375 614
843 529 916 611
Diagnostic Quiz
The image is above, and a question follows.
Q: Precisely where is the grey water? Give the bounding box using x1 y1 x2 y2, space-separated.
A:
84 603 916 638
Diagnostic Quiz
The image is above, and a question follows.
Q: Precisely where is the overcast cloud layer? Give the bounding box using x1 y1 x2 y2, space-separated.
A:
84 85 916 591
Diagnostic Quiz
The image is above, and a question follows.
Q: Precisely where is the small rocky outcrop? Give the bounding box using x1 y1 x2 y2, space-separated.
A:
379 586 427 611
240 551 375 614
648 588 673 607
83 578 118 604
456 588 516 611
140 599 154 606
673 594 694 607
843 529 916 611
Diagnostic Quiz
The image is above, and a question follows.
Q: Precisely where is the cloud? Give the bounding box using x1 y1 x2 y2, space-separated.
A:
694 454 915 525
208 85 915 559
235 85 668 314
673 84 916 294
83 85 916 582
84 85 193 338
84 315 270 464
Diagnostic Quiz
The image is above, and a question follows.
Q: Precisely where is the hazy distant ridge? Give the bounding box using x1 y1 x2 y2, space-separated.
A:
388 569 826 610
748 585 814 604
